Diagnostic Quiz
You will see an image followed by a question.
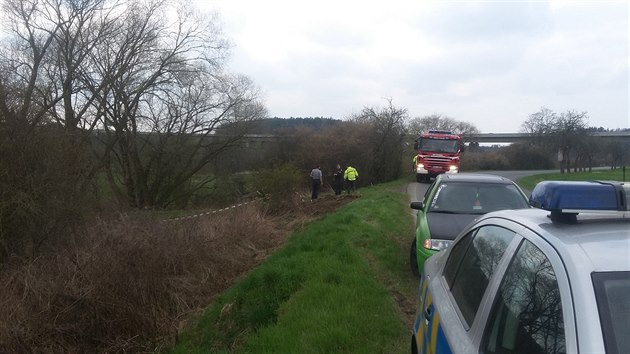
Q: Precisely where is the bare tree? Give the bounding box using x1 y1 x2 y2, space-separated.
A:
90 1 265 207
350 99 407 183
603 140 626 169
0 0 117 130
553 110 588 173
520 108 590 173
520 107 557 149
0 0 266 261
0 0 60 127
408 113 479 137
44 0 119 131
0 0 116 258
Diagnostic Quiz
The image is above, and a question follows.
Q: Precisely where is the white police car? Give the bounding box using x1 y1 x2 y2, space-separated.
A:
412 180 630 354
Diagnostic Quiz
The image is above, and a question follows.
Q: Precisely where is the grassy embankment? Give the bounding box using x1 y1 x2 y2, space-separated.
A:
171 168 626 353
173 180 417 353
518 168 627 191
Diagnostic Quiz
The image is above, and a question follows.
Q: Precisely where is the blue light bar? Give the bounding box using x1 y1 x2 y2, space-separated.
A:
529 181 627 212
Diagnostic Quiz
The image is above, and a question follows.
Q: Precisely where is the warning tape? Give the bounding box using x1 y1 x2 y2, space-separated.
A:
162 199 261 222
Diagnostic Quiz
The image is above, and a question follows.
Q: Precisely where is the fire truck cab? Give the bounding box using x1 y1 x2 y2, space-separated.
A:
413 130 464 183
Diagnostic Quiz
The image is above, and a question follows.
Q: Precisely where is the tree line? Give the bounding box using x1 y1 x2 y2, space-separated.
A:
519 107 626 172
0 0 411 261
0 0 626 262
0 0 266 259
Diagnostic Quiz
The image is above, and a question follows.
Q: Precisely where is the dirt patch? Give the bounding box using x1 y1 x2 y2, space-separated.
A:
299 194 359 216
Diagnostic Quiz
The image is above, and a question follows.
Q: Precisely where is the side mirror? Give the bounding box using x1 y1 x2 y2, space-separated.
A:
410 201 424 210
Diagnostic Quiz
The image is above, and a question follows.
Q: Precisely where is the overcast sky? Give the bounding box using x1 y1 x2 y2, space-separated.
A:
196 0 629 133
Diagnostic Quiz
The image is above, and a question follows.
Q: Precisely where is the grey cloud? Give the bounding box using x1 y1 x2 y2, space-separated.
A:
417 2 552 42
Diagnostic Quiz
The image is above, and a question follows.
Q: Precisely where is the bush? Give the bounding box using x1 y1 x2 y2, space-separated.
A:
0 125 93 261
460 144 554 171
502 144 554 169
0 204 284 352
253 163 305 213
187 173 252 208
460 151 509 171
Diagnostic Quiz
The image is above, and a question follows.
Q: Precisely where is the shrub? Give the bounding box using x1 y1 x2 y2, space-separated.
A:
0 125 93 261
460 144 555 171
187 173 253 208
0 204 284 352
253 163 305 213
460 151 509 171
502 144 554 169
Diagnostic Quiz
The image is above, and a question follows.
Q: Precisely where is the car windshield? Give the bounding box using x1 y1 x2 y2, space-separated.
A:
417 138 459 153
428 182 529 214
592 271 630 354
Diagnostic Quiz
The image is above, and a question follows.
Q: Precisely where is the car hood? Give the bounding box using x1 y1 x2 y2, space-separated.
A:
427 213 480 240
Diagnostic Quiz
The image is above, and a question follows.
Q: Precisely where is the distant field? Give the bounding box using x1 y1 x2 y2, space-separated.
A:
172 180 417 354
518 167 627 191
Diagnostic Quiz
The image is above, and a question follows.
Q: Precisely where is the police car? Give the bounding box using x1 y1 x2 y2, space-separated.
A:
412 180 630 354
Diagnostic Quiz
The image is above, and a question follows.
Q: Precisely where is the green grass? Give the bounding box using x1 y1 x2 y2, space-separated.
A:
518 168 628 191
172 180 416 354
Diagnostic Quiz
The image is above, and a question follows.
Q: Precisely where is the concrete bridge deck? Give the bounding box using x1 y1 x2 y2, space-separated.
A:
462 131 630 143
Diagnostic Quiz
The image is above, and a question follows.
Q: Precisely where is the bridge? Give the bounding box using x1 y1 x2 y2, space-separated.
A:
237 131 630 146
462 131 630 144
140 130 628 147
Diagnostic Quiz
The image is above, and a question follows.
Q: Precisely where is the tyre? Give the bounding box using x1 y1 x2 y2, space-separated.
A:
410 238 419 277
411 334 419 354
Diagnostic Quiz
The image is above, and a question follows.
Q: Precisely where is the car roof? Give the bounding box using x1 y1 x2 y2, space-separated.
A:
482 208 630 272
437 173 516 184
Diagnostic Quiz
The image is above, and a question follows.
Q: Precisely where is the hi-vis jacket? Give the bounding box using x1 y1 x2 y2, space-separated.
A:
344 166 358 181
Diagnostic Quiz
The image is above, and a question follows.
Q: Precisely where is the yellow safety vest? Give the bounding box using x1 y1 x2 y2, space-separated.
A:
344 167 358 181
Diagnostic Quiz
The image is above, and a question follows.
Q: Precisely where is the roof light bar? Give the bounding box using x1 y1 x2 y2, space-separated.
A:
428 130 454 135
530 181 628 213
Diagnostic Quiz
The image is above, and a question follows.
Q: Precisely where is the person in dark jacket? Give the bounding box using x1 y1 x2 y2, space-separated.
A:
332 163 343 196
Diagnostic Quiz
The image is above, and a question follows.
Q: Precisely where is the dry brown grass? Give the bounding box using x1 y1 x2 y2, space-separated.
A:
0 204 289 353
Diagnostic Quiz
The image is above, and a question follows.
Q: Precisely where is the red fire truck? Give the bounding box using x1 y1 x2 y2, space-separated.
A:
413 130 464 182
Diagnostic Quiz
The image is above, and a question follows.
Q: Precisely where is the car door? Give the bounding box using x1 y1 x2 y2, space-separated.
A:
480 230 577 354
416 224 519 354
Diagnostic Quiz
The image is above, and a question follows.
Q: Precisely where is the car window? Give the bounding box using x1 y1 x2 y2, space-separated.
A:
423 180 437 204
483 240 565 354
429 183 528 214
443 229 475 287
430 183 476 212
592 271 630 354
476 185 529 212
623 185 630 211
445 225 516 326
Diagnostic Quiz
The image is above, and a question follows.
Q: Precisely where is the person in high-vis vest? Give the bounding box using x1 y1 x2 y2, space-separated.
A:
344 165 359 194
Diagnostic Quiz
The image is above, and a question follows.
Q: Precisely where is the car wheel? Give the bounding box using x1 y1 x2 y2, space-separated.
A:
411 334 418 354
410 238 419 277
416 174 423 183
